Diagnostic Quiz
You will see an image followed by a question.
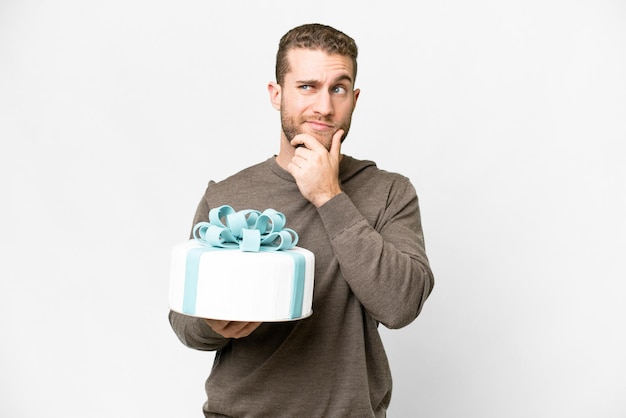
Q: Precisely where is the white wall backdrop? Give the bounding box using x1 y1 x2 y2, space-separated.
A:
1 1 624 417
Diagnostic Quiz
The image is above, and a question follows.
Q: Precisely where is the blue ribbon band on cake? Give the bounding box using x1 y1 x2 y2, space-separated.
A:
182 205 306 319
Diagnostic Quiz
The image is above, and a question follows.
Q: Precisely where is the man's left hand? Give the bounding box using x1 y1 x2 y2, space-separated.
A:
287 129 344 207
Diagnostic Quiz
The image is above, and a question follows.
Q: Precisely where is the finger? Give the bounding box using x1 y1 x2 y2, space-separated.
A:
330 129 344 159
235 322 262 338
204 319 230 332
289 154 306 169
205 319 262 338
291 133 324 151
223 321 261 339
290 133 311 149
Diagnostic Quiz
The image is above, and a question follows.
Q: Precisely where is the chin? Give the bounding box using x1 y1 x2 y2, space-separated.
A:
315 135 334 150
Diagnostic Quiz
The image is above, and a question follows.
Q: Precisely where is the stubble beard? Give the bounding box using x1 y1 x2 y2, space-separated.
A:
280 109 352 150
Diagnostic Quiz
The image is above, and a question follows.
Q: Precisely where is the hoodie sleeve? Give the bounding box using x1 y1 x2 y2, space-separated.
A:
168 310 231 351
168 181 231 351
317 175 434 329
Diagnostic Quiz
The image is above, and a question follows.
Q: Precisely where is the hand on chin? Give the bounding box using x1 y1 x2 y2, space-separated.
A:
296 129 333 151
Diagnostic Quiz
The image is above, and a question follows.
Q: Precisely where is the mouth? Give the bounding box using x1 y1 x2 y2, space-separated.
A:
305 120 334 131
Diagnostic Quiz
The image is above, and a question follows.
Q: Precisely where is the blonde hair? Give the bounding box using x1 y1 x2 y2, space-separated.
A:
275 23 358 85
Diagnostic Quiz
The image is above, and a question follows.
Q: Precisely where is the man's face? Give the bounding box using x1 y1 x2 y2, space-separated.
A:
274 48 360 150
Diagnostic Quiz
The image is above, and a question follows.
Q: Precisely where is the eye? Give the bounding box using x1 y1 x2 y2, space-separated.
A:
299 85 313 91
333 85 347 94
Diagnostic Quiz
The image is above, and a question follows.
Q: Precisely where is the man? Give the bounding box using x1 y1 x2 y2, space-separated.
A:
169 23 434 417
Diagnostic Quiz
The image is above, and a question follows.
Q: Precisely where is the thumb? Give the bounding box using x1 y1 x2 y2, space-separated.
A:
330 129 344 160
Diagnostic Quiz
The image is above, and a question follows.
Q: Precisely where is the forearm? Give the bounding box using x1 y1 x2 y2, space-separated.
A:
168 310 230 351
318 191 434 329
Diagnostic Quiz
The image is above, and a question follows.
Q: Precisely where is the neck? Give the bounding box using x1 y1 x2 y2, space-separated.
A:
275 134 294 170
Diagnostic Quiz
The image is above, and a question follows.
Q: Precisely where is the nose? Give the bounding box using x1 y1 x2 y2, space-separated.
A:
312 90 334 116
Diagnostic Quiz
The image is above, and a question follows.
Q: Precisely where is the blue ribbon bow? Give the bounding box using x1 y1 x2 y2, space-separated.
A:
192 205 299 252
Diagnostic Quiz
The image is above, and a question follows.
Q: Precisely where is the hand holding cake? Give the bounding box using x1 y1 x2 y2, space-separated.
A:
203 319 262 339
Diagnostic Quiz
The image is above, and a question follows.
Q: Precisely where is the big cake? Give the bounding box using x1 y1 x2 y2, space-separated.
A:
168 205 315 322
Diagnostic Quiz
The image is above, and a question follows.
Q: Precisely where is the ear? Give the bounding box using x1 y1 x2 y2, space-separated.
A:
267 82 282 111
352 88 361 111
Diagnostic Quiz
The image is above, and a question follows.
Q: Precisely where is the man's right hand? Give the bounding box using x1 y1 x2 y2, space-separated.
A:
204 319 262 338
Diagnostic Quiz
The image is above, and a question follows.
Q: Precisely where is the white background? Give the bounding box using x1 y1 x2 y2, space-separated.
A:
1 1 625 417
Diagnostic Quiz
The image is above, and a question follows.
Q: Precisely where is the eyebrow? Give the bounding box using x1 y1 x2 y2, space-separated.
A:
295 74 354 86
334 74 354 85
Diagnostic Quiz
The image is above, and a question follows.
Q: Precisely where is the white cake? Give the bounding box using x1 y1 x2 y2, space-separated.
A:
168 205 315 322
